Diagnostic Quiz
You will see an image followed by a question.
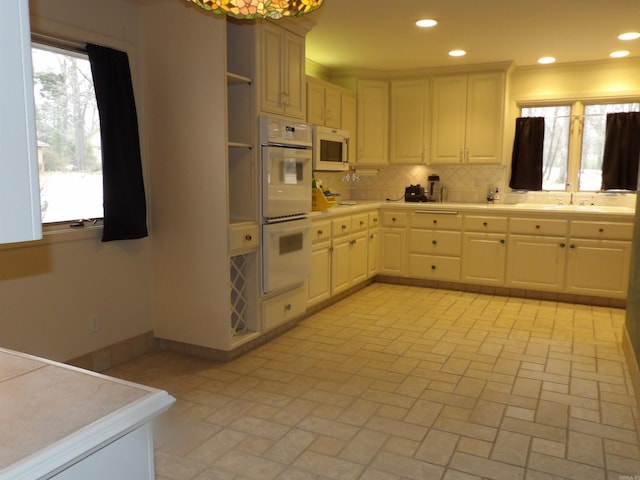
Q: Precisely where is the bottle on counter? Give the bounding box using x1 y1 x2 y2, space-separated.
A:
487 187 495 203
494 187 501 204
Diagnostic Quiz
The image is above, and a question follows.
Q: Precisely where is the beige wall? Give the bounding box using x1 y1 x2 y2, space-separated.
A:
0 0 151 362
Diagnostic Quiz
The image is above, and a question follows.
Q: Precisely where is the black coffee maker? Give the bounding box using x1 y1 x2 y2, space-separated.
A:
404 184 427 202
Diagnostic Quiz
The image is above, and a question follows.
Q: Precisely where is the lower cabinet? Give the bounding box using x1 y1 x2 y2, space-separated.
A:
506 235 568 291
380 211 407 275
262 285 307 331
368 228 380 277
308 219 332 307
331 213 368 295
461 215 507 286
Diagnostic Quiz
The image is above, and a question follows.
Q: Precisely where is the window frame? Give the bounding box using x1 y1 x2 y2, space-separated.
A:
518 97 640 193
31 36 105 232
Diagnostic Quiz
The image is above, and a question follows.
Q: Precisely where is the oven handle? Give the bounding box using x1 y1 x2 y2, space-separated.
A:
267 224 309 236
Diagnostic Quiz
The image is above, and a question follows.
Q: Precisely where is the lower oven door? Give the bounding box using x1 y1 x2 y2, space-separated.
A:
262 218 311 294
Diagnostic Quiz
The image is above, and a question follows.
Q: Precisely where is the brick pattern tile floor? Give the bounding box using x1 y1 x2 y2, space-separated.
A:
106 283 640 480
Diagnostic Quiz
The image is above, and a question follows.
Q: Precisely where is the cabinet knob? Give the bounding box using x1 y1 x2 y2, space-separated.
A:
535 225 541 229
360 220 365 226
432 240 437 245
392 217 396 222
373 218 378 223
433 220 438 224
285 303 292 311
500 239 505 245
245 234 252 241
370 234 375 240
569 244 576 249
317 229 323 235
342 224 347 230
599 228 604 233
431 265 436 270
559 242 566 248
483 222 488 227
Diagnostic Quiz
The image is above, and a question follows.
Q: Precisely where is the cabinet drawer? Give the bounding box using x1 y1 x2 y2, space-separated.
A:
408 254 461 281
410 230 461 255
463 215 508 233
311 219 332 245
570 221 633 240
411 211 463 229
509 217 568 236
229 222 259 254
262 286 307 332
352 213 369 233
368 210 380 229
332 217 352 237
382 211 408 228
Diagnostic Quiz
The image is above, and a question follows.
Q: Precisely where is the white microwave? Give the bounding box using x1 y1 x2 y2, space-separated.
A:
313 125 350 171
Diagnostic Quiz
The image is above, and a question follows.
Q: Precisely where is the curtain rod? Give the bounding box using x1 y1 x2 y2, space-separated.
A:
526 112 639 120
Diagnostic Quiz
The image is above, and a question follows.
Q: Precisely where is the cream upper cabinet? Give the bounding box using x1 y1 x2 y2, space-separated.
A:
257 22 305 120
306 77 341 128
390 78 430 164
430 72 505 164
357 80 389 165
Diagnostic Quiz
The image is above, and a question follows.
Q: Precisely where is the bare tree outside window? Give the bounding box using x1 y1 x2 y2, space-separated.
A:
32 44 103 223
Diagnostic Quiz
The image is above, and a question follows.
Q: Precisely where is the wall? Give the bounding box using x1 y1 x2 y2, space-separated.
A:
0 0 151 363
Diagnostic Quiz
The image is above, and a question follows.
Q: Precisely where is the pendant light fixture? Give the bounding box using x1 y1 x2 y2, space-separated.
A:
186 0 324 20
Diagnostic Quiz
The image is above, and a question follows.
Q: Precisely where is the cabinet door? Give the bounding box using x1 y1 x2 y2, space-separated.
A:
357 80 389 164
462 233 506 285
506 235 567 291
408 254 461 281
324 87 341 128
259 24 285 115
331 237 352 295
341 93 357 163
566 239 631 298
308 246 332 306
380 228 406 275
350 233 368 285
465 72 504 164
306 80 326 125
390 79 429 164
430 74 467 164
368 230 380 277
282 31 305 119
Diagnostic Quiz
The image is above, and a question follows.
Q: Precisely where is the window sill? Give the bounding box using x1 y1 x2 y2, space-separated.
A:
0 224 102 252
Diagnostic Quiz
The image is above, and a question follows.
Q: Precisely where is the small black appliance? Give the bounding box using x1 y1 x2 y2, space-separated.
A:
404 184 427 202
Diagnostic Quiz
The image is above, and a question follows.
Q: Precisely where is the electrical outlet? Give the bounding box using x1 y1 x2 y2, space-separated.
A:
88 314 100 333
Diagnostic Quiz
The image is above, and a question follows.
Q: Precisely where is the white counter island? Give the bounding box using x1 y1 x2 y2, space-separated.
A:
0 348 174 480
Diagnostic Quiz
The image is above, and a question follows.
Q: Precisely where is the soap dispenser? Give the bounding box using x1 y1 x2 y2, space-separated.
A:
487 187 495 203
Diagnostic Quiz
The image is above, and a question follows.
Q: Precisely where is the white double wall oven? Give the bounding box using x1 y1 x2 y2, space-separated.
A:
260 116 313 295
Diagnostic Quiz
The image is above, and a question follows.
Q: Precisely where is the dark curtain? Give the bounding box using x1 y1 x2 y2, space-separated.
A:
601 112 640 191
86 44 148 242
509 117 545 190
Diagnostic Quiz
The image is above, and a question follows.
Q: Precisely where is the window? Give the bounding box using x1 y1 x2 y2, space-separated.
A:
520 101 640 192
31 43 103 223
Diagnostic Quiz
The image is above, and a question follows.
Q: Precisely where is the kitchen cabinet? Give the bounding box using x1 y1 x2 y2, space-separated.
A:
506 217 569 292
380 211 408 276
565 220 633 298
0 0 42 244
357 79 389 164
430 71 505 164
461 215 507 286
390 78 430 164
367 211 380 277
341 92 357 163
331 213 368 295
308 218 332 307
258 22 305 120
306 77 342 128
408 210 462 281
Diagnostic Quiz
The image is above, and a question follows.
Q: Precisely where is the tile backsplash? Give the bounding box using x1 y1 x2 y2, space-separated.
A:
314 164 636 208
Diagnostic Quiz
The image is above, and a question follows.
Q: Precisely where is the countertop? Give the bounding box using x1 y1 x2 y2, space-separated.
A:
0 347 175 479
310 200 636 219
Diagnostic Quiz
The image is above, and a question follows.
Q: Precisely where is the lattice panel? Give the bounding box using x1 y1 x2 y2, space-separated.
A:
230 255 248 336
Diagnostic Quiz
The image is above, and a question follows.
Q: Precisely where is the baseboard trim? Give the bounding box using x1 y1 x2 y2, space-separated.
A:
67 331 156 373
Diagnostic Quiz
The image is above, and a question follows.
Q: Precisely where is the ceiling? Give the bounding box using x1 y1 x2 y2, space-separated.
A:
304 0 640 73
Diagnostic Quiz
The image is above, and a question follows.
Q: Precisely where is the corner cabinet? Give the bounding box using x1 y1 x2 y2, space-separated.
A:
257 22 305 120
430 71 505 164
357 80 389 165
390 78 430 164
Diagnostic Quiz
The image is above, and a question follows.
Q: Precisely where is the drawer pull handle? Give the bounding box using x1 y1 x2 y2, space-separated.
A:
570 244 576 249
500 239 505 245
317 229 323 235
559 242 566 248
433 220 438 224
432 240 437 245
342 224 347 230
535 225 541 229
431 265 436 270
483 222 488 227
599 228 604 233
245 234 252 241
285 303 292 311
373 218 378 223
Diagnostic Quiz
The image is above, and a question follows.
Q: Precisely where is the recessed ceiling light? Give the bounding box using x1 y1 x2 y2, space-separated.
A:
449 49 466 57
538 56 556 64
618 32 640 41
610 50 630 58
416 18 438 28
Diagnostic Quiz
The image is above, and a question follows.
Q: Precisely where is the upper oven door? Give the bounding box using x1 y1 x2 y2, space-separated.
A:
262 146 312 220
